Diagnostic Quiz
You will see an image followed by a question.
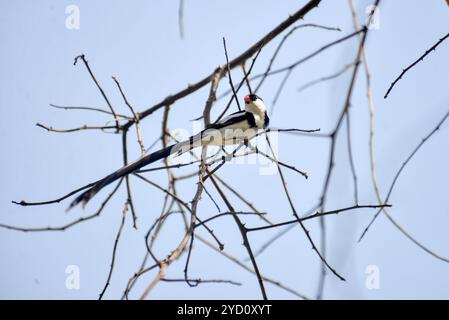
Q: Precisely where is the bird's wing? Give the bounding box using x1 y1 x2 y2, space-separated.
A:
208 111 257 130
207 111 247 129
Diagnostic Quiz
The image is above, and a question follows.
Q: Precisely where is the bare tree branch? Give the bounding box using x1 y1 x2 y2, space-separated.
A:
74 54 120 132
384 31 449 99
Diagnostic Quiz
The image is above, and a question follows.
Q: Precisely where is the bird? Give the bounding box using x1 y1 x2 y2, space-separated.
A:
68 94 269 210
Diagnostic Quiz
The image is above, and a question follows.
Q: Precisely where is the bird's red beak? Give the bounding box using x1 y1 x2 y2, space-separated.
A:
244 95 250 104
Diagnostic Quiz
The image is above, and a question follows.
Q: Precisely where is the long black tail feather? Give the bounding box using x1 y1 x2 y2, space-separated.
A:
68 144 175 210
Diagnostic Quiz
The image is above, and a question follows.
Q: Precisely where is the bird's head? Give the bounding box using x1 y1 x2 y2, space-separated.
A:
244 94 266 114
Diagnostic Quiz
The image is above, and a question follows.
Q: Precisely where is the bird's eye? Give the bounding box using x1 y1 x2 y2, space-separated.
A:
250 94 262 102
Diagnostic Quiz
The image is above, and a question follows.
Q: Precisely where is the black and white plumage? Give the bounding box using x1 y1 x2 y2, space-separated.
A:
69 94 269 209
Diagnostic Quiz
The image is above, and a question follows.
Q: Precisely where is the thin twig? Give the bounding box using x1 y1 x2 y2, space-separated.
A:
214 47 263 123
12 181 99 207
359 108 449 244
248 143 308 179
73 54 120 132
36 122 116 133
266 135 345 282
49 104 132 119
345 111 359 204
241 63 253 94
162 278 241 286
242 29 365 85
99 200 129 299
223 37 242 111
247 204 391 232
112 76 146 156
255 23 341 93
250 203 321 259
270 68 292 116
384 31 449 99
122 131 138 229
194 211 267 229
297 63 354 93
196 234 309 299
207 175 268 300
3 179 123 232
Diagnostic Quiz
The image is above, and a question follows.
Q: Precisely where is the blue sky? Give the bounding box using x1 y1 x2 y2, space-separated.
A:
1 0 449 299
